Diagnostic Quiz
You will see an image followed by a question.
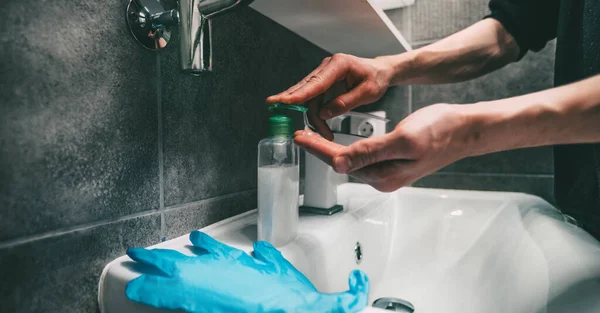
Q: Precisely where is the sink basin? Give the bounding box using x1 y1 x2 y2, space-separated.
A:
99 183 600 313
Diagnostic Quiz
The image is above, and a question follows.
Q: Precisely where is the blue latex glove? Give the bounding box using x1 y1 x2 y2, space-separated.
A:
125 230 369 313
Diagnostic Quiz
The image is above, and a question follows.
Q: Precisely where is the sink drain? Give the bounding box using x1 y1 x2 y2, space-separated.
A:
372 298 414 312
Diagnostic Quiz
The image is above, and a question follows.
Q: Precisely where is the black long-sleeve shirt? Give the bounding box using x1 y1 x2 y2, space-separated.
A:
488 0 600 238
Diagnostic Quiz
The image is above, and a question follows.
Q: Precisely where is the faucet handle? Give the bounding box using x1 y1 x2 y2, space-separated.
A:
126 0 175 50
150 9 179 26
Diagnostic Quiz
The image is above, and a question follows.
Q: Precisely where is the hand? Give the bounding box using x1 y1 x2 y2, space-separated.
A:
267 53 395 140
126 231 370 313
294 104 472 192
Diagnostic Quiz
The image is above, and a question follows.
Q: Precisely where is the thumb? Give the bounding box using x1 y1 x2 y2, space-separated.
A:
347 270 369 297
317 270 370 313
337 270 370 312
333 133 399 174
252 241 287 269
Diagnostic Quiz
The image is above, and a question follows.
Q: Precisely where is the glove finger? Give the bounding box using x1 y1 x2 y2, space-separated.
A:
339 270 370 312
253 241 317 289
126 275 188 311
127 248 189 277
252 241 285 268
320 270 370 312
307 270 369 313
189 230 247 260
347 270 369 296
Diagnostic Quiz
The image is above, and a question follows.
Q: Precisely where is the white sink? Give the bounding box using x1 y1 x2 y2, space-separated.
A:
99 183 600 313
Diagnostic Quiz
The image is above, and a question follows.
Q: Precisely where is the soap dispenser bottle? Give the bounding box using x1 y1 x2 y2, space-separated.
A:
257 104 303 247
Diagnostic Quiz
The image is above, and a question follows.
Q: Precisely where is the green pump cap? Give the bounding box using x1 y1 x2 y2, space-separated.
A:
267 103 307 137
269 115 292 137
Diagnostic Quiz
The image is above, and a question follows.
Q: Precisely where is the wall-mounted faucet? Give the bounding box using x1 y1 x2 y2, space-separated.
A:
126 0 253 74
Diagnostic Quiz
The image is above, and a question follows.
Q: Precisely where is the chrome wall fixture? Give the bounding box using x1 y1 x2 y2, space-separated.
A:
126 0 253 74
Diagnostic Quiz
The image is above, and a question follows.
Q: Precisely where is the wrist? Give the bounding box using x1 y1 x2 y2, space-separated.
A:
453 104 486 158
375 51 419 86
436 104 481 160
456 98 552 157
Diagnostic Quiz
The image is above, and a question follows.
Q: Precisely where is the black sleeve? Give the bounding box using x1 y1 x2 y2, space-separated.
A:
487 0 561 59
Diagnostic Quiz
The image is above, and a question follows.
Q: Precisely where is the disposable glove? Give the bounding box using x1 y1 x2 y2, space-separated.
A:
125 230 369 313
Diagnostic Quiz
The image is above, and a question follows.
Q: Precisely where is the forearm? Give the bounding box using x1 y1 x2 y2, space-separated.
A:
460 74 600 156
378 18 520 85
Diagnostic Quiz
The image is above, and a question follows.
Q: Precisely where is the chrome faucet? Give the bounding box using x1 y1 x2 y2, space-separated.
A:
126 0 253 74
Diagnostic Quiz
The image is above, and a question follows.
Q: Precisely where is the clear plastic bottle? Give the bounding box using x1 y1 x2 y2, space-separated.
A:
257 115 299 247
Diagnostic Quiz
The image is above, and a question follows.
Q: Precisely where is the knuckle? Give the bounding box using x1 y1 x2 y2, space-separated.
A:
332 53 347 61
393 129 422 158
308 75 324 84
354 143 374 168
364 82 380 97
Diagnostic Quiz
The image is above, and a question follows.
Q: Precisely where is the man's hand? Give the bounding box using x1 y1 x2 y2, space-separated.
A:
266 20 521 141
267 53 395 140
295 104 473 192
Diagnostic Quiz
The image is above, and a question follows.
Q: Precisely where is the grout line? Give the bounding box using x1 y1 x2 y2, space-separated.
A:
432 171 554 179
0 190 257 249
157 55 165 211
0 210 160 249
163 189 256 213
156 55 166 241
160 211 166 242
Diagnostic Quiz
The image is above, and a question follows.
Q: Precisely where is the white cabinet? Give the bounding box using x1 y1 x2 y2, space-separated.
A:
250 0 412 58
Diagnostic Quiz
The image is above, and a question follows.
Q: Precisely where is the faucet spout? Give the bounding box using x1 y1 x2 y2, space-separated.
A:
126 0 253 74
178 0 212 74
179 0 254 74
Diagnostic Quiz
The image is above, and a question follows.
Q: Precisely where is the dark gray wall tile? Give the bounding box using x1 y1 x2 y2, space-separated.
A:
442 147 554 175
413 172 555 203
161 8 329 206
164 191 256 239
0 213 161 313
0 0 160 241
406 0 489 43
412 41 555 109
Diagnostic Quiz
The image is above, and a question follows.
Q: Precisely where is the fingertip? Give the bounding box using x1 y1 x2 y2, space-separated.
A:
308 118 333 141
188 230 201 242
322 129 334 141
253 240 278 252
348 269 369 292
281 94 299 104
293 135 310 148
126 247 145 260
333 156 352 173
189 231 215 249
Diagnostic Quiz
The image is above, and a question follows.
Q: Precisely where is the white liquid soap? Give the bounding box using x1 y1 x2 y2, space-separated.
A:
257 165 299 246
